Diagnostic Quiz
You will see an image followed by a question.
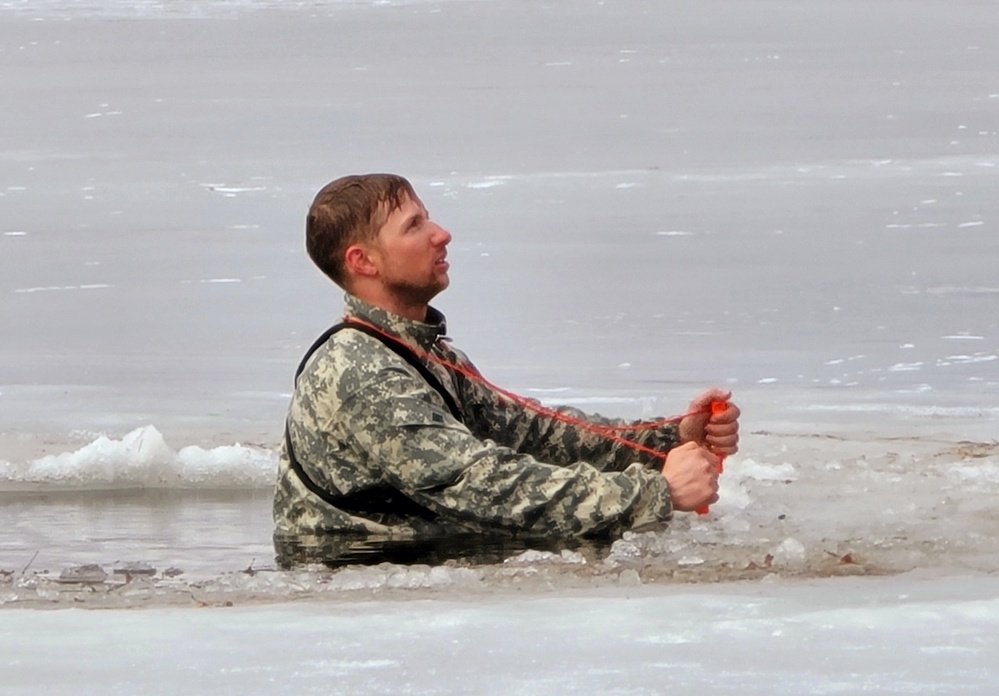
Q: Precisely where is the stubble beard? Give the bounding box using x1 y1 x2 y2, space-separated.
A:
385 273 449 312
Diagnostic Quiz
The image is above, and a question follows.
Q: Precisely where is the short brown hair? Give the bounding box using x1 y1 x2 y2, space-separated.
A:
306 173 416 287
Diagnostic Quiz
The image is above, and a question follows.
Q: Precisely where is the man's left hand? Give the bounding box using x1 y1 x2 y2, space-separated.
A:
678 388 740 455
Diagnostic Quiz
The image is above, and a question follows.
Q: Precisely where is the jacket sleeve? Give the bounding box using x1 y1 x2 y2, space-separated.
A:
452 357 681 473
338 368 673 537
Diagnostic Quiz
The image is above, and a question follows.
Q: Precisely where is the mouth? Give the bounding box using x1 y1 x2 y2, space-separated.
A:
435 254 449 271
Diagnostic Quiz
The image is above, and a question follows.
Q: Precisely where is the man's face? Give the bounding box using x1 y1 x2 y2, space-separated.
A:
368 192 452 307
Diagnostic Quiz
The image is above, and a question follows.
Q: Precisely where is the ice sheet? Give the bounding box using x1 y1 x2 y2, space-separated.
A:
2 574 998 695
0 5 997 682
2 0 996 451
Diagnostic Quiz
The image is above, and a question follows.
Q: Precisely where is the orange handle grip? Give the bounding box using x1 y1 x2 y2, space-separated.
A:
696 400 728 516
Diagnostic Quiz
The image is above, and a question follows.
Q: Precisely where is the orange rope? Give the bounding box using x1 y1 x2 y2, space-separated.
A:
344 316 708 460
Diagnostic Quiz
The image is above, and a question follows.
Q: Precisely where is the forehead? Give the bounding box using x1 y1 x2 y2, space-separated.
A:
395 190 424 211
369 191 426 244
381 190 426 222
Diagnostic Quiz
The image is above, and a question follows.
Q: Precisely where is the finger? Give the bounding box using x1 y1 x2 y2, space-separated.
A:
705 420 740 436
706 428 738 444
705 434 738 451
704 437 738 457
707 401 740 424
706 428 738 443
700 449 723 472
706 438 739 454
706 432 739 447
688 388 732 412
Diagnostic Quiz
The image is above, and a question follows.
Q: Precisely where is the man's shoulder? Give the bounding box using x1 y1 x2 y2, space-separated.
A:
299 325 405 388
291 326 414 425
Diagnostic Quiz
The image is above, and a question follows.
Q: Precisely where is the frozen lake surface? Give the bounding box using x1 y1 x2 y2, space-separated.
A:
1 0 997 691
3 573 999 695
2 0 996 448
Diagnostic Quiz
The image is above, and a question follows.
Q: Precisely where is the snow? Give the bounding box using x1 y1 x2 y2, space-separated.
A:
0 426 275 491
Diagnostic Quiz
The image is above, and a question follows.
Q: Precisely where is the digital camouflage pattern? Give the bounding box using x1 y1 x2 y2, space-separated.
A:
273 295 681 549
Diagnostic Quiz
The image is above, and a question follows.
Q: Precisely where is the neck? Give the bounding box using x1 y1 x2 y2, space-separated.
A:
349 285 428 323
377 298 428 323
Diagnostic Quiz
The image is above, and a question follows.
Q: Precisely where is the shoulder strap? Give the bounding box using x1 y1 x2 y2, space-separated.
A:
285 322 461 517
296 322 462 422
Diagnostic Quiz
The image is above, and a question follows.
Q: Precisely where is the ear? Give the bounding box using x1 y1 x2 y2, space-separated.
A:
344 242 379 279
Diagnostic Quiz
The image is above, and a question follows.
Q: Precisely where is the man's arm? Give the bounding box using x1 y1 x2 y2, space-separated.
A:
450 357 679 472
448 350 740 472
339 369 675 537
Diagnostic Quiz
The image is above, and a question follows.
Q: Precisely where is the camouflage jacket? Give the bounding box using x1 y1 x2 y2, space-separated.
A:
273 295 680 543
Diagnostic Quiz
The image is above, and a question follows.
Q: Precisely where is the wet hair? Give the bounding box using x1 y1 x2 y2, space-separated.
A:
306 173 416 288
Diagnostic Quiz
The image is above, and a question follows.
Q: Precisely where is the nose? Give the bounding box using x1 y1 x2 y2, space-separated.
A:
431 222 451 246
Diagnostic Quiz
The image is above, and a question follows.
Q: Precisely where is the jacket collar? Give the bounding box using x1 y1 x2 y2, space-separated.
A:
342 294 447 351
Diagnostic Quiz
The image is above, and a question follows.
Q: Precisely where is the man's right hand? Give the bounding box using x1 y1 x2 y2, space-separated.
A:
661 441 721 512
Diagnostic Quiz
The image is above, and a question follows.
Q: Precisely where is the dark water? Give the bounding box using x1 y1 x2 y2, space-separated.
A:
1 488 614 577
0 490 275 579
274 532 615 570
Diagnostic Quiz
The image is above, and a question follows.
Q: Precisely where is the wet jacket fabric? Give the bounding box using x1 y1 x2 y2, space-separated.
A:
273 295 679 544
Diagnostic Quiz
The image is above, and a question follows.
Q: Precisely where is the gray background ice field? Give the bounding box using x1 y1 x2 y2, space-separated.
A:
2 0 996 450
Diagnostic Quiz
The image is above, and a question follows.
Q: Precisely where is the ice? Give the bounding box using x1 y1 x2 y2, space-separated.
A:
13 283 112 293
111 561 157 576
504 549 587 566
771 538 807 570
56 563 106 584
889 362 924 372
2 574 998 694
7 423 995 600
201 184 268 196
938 354 996 366
730 458 797 483
1 0 998 687
0 426 276 491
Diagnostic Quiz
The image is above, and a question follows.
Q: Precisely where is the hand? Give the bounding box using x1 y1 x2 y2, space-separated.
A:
661 442 720 512
678 388 740 456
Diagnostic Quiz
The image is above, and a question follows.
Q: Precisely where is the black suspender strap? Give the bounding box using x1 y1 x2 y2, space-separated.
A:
295 322 463 422
284 322 461 516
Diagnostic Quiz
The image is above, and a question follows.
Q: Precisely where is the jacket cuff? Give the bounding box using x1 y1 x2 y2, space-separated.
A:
626 464 673 529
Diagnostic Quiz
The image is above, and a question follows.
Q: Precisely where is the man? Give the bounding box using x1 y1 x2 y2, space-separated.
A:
273 173 740 564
